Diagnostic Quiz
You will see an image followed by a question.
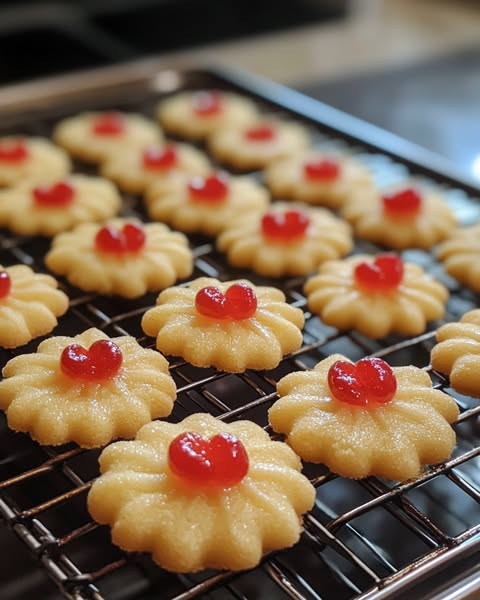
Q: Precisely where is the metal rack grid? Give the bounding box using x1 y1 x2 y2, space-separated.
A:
0 66 480 600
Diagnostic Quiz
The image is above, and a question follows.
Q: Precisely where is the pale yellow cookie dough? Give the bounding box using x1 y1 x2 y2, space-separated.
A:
145 172 269 236
342 184 457 249
208 118 310 171
0 327 176 447
0 137 71 187
53 111 162 163
217 202 353 277
157 90 259 140
0 264 69 348
437 224 480 292
45 218 193 298
431 309 480 397
101 142 211 194
88 413 315 572
0 174 121 236
304 255 448 338
141 277 305 372
269 354 459 480
265 150 375 209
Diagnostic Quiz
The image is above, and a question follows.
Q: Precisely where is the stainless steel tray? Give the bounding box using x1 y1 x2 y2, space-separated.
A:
0 61 479 600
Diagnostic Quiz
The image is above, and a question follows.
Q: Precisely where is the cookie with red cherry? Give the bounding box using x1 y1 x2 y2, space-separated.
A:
141 277 304 372
0 136 71 187
0 264 68 348
341 183 456 249
304 253 448 338
0 174 121 236
101 142 211 194
269 354 459 480
88 412 315 572
157 90 259 140
0 327 176 447
45 218 193 298
145 170 269 236
208 118 310 171
217 202 353 277
53 111 162 163
265 150 375 209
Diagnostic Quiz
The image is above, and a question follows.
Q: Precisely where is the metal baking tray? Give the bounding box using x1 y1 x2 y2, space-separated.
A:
0 61 479 600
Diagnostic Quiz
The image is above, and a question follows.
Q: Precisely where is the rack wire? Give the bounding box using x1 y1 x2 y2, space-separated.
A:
0 66 480 600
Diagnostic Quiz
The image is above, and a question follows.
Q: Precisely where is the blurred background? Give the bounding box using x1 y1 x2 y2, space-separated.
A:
0 0 479 174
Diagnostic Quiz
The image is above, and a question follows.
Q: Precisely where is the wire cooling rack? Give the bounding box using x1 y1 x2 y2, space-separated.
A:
0 65 480 600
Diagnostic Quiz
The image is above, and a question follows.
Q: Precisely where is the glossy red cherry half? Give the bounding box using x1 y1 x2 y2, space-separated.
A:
168 431 249 487
188 173 229 203
142 145 178 170
261 209 310 243
95 223 146 254
382 187 422 218
244 124 276 141
32 181 75 208
303 158 340 182
328 357 397 406
354 254 404 293
195 283 257 320
60 339 123 381
0 141 28 163
92 112 125 136
192 90 223 116
0 271 11 299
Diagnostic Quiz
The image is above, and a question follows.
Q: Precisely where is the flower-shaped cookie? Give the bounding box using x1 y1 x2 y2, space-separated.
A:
431 309 480 397
45 218 193 298
53 111 162 163
0 264 68 348
342 184 456 249
0 175 121 236
265 150 375 209
0 327 176 447
0 136 71 187
217 203 353 277
88 413 315 572
157 90 259 140
208 118 310 171
100 142 211 194
145 171 269 236
141 277 305 372
269 354 459 480
304 254 448 338
437 224 480 292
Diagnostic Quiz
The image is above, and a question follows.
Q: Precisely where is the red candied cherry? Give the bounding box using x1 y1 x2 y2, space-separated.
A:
91 112 125 136
60 339 123 381
168 431 249 487
303 158 340 182
32 181 75 208
195 283 257 320
261 209 310 243
244 124 276 142
328 357 397 406
192 90 223 117
0 270 11 299
142 145 178 171
95 223 146 254
354 254 404 293
188 172 229 203
0 140 28 163
382 187 422 219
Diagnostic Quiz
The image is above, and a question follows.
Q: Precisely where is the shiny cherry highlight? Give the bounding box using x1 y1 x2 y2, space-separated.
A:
188 173 229 203
95 223 146 254
328 357 397 406
382 187 422 218
0 271 11 299
60 339 123 381
142 145 178 170
195 283 257 320
168 431 249 487
261 209 310 243
303 158 340 182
